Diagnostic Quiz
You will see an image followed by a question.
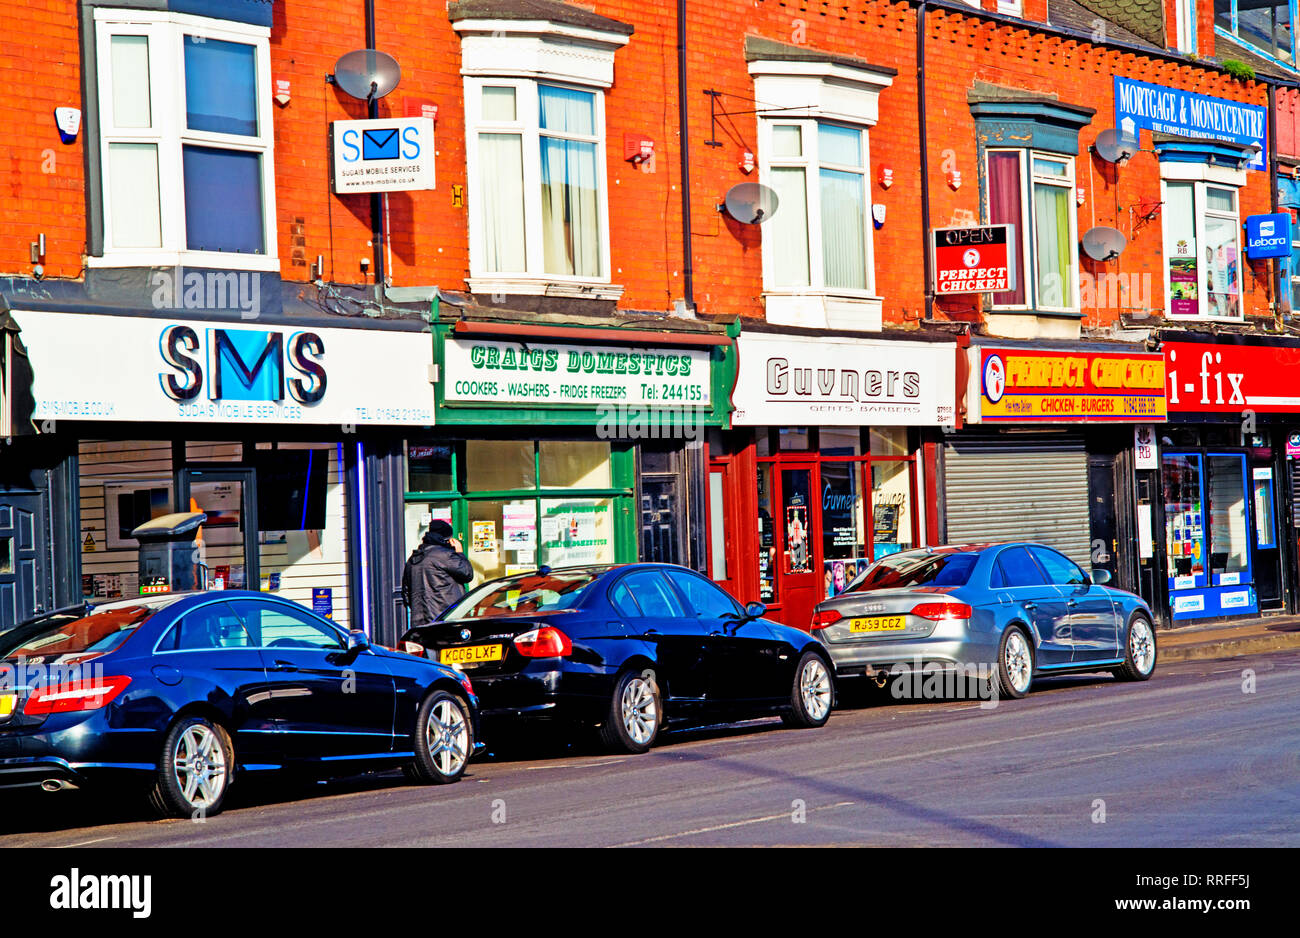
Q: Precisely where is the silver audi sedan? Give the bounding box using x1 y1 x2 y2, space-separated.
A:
810 543 1157 699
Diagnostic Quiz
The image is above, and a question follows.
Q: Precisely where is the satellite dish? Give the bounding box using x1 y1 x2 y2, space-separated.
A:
1082 226 1127 261
333 49 401 101
721 183 780 224
1093 128 1139 164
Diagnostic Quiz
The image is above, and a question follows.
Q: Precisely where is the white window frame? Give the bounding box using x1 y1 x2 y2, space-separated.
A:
1175 0 1197 53
92 9 277 272
759 119 874 297
1160 174 1245 321
985 147 1081 314
464 77 613 291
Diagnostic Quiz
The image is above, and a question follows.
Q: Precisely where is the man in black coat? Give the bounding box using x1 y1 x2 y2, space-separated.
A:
402 520 474 627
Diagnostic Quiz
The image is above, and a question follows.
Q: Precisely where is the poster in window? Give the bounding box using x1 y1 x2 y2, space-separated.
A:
1168 256 1198 316
785 502 809 573
471 520 497 554
502 503 537 550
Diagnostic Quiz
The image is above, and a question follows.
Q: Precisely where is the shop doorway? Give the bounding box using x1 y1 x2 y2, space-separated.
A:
181 467 257 591
1251 462 1284 612
775 463 820 631
0 493 49 627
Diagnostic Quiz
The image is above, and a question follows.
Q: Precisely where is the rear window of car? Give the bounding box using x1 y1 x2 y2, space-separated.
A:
0 606 156 662
847 552 978 592
443 571 600 620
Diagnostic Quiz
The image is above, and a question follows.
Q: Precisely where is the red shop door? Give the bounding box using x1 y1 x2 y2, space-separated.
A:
775 463 820 630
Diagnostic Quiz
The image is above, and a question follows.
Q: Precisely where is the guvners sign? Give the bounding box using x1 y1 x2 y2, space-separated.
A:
1114 76 1267 170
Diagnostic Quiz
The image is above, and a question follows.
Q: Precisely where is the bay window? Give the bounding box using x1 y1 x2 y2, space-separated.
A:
748 39 893 331
986 149 1079 312
93 10 276 269
453 5 631 299
763 121 871 292
466 80 606 282
1216 0 1296 66
1162 180 1242 320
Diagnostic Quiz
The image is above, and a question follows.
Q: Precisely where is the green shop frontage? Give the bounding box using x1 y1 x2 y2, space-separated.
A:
394 318 737 622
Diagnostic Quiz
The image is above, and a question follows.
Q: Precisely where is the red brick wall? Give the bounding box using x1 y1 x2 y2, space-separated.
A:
0 0 1278 328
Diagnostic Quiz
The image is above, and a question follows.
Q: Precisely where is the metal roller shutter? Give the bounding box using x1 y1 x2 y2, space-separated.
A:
943 434 1091 567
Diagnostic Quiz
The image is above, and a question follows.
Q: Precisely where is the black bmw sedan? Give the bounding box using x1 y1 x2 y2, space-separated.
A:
0 591 480 817
401 563 834 753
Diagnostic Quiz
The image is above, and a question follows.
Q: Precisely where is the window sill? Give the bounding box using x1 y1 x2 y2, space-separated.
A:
87 252 280 273
761 292 883 332
985 308 1083 340
468 277 625 302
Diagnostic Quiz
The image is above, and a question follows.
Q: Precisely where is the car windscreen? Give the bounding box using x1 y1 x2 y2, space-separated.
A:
442 571 600 620
0 606 157 662
847 552 979 592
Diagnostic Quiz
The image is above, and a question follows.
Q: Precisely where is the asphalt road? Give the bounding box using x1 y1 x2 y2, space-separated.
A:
3 650 1298 847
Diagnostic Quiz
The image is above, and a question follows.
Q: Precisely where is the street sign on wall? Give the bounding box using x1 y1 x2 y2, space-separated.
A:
1113 76 1267 170
931 225 1016 295
332 117 435 193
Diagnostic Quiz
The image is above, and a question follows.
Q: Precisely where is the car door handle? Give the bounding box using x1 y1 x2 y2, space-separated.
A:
273 660 299 672
1022 602 1037 610
1067 599 1079 607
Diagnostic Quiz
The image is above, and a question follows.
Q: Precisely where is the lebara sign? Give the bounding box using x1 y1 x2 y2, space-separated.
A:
11 311 435 426
1113 76 1267 170
1244 213 1292 259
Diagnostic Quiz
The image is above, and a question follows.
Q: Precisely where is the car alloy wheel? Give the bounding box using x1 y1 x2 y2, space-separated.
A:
1129 618 1155 675
172 722 228 810
799 656 833 722
425 695 470 777
1003 629 1032 696
621 675 659 746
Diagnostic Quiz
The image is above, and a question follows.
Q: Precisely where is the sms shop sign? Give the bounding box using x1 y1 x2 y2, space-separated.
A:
971 347 1166 423
12 311 435 426
332 117 435 193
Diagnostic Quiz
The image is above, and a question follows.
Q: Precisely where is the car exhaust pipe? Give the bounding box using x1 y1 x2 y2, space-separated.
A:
870 669 890 688
41 778 78 792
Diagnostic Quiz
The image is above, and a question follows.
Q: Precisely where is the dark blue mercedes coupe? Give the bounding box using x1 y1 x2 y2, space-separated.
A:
0 591 480 817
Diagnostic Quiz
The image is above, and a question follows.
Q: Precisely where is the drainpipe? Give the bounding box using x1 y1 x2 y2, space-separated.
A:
677 0 695 311
1269 81 1281 321
917 2 933 322
366 0 385 300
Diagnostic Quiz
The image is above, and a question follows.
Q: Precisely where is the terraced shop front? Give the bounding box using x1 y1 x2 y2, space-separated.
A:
400 319 737 594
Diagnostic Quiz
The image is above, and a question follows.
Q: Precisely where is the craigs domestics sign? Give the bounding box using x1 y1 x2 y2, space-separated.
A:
931 225 1015 295
968 346 1166 423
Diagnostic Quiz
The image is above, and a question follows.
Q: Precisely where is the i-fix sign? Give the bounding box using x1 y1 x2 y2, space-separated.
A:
1163 341 1300 412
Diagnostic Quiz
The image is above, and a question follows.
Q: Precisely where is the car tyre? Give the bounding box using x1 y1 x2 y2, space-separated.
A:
1114 614 1157 682
598 668 661 754
992 625 1034 700
781 650 834 728
409 689 473 784
148 715 232 819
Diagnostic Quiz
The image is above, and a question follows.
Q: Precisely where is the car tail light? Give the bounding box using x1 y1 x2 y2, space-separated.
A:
455 670 475 696
810 608 843 630
24 675 132 715
910 602 973 621
513 626 572 658
401 640 426 657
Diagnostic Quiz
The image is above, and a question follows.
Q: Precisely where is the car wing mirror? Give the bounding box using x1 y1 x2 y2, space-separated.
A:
1090 569 1112 586
743 601 767 620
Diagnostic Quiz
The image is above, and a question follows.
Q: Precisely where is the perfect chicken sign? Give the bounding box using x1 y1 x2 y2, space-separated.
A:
931 225 1016 294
